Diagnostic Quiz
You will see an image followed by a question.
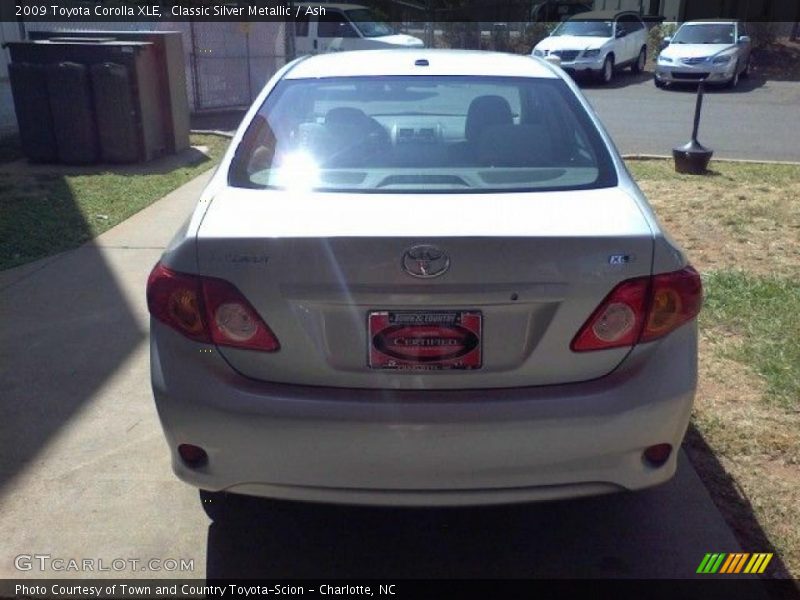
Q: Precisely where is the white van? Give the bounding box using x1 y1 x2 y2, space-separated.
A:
293 3 424 54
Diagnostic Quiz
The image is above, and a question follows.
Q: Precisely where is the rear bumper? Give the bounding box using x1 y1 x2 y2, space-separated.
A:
150 321 697 506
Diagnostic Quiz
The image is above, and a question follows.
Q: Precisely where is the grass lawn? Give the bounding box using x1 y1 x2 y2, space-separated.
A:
0 133 229 271
629 159 800 578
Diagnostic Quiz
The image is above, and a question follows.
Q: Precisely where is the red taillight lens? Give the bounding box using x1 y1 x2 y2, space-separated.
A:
642 266 703 342
147 264 209 342
571 266 702 352
147 263 280 352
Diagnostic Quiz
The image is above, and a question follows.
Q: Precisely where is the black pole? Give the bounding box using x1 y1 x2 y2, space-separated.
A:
691 80 704 143
672 78 713 174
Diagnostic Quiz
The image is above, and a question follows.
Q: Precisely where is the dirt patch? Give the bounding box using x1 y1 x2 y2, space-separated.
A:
640 178 800 278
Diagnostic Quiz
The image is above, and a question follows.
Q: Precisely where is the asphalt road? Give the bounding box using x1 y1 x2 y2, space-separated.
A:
581 70 800 162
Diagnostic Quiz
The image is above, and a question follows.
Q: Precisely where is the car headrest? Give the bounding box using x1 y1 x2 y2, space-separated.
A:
465 95 513 142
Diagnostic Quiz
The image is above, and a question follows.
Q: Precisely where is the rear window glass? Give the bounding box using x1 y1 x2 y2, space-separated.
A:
228 76 617 193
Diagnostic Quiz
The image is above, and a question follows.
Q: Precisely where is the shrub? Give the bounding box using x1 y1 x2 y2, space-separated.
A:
747 22 778 48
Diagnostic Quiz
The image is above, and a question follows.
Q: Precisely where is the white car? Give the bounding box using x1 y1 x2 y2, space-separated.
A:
293 3 423 54
532 10 649 84
148 49 701 517
655 20 752 89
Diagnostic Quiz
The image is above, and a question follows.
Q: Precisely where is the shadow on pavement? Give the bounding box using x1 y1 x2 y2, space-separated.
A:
205 453 775 581
578 69 654 89
0 239 145 493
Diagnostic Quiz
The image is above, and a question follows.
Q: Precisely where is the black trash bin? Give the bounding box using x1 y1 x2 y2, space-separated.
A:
46 61 99 164
91 62 139 163
8 62 58 162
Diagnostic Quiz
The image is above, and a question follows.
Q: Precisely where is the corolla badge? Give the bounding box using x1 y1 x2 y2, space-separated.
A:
402 244 450 279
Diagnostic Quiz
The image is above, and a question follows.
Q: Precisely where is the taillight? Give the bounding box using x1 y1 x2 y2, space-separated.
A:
202 276 280 351
147 263 280 352
642 267 703 342
571 266 702 352
146 264 209 343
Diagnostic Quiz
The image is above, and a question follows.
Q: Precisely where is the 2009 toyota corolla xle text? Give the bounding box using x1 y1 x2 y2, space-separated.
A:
147 49 702 516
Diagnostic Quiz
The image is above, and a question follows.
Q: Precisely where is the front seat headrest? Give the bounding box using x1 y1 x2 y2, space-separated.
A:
465 95 513 142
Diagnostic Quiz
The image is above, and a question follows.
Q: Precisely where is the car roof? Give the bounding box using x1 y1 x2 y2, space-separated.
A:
567 9 639 21
285 49 560 80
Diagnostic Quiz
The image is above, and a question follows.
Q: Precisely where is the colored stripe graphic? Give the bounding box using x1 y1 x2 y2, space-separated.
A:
697 553 727 573
745 553 774 574
758 554 773 573
733 553 750 573
719 554 736 573
697 554 713 573
697 553 773 574
721 553 747 573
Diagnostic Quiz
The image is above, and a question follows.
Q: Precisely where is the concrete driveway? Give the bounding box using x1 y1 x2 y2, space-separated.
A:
581 71 800 162
0 170 754 581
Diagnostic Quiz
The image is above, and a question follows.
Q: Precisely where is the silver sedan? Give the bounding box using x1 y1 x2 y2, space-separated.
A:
147 49 702 517
655 20 753 89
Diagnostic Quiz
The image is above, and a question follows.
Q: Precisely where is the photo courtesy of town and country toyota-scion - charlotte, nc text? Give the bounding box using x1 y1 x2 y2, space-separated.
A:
14 584 394 597
14 2 322 18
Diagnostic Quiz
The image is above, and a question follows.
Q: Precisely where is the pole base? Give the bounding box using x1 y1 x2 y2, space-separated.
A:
673 140 713 174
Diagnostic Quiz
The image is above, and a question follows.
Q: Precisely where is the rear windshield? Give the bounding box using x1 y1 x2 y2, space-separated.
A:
228 76 617 193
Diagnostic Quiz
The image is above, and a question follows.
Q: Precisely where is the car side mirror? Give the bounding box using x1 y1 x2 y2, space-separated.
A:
663 36 672 44
738 35 751 44
616 29 627 38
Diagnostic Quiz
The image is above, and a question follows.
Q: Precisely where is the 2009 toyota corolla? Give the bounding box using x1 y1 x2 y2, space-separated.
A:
147 49 702 516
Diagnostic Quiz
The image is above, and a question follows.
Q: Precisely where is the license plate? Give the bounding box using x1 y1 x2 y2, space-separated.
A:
368 311 482 370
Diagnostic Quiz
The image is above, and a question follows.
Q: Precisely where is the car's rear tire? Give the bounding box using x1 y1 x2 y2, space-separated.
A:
631 47 646 74
726 62 740 89
598 55 614 85
654 77 666 89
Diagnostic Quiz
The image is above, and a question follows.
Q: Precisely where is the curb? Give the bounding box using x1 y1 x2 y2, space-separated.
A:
623 153 800 166
190 129 234 138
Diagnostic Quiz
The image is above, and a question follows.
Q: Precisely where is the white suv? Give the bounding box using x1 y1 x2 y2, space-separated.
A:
532 10 649 84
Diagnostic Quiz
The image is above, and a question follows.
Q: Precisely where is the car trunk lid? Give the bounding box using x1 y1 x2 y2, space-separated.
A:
195 187 653 389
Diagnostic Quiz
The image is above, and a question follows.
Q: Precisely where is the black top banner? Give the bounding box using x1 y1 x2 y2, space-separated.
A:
6 0 800 23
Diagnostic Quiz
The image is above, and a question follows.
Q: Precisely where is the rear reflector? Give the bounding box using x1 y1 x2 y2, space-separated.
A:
571 266 702 352
643 443 673 467
178 444 208 467
147 263 280 352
